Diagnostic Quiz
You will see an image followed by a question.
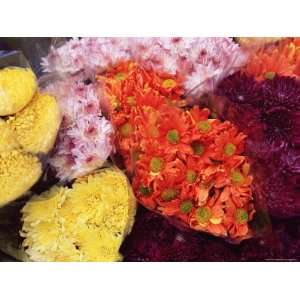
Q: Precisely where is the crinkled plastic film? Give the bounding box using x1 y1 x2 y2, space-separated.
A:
0 50 62 260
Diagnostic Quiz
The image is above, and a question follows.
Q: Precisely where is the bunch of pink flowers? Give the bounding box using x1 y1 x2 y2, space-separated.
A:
44 78 114 181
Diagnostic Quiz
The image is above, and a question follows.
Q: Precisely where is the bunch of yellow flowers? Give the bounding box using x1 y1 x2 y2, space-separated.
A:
21 168 136 262
0 67 61 207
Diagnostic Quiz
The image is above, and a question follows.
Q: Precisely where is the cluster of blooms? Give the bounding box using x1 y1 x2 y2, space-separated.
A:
0 67 60 207
21 168 136 262
217 38 300 218
121 207 300 262
244 38 300 80
97 61 255 241
45 79 113 181
42 37 247 99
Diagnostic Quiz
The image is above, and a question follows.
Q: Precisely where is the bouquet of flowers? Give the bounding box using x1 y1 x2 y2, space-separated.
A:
217 38 300 219
98 61 256 241
0 37 299 262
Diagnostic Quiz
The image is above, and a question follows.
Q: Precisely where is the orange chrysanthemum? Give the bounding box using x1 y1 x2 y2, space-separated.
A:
97 61 255 242
244 38 300 80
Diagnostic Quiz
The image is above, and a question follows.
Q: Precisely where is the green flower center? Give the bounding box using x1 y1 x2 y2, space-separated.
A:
150 157 164 173
132 150 141 162
197 120 211 133
224 143 236 156
186 170 197 183
264 71 275 80
167 129 180 144
162 79 176 89
115 72 126 81
235 208 249 224
196 207 212 223
210 112 217 119
161 188 178 201
120 123 133 137
192 142 205 155
231 170 245 184
180 200 193 214
139 185 152 196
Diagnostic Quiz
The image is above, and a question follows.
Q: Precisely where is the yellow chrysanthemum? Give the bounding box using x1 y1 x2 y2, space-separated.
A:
0 118 20 152
0 67 37 116
21 168 136 262
8 92 61 154
0 150 42 207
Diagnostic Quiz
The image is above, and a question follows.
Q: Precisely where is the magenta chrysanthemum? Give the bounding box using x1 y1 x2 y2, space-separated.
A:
42 37 247 99
44 78 114 180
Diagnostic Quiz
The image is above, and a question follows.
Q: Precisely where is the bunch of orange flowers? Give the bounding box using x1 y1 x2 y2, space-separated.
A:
244 38 300 80
97 61 255 241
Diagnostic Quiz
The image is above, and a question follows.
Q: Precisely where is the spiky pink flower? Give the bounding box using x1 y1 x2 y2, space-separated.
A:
44 78 114 180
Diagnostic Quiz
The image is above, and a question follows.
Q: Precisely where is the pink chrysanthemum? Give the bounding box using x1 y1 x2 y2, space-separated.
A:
41 38 131 78
42 38 247 99
44 78 114 180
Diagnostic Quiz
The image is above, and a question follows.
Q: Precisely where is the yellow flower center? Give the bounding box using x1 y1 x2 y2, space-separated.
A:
115 72 126 81
196 207 212 223
197 120 211 133
180 200 193 214
120 123 133 137
167 129 180 144
150 157 164 173
162 79 177 89
161 188 178 201
224 143 236 156
127 96 136 106
111 96 120 110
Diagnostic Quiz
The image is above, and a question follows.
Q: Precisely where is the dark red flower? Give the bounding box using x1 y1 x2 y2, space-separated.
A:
217 72 262 106
260 107 297 149
263 172 300 219
121 207 300 261
261 76 300 111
